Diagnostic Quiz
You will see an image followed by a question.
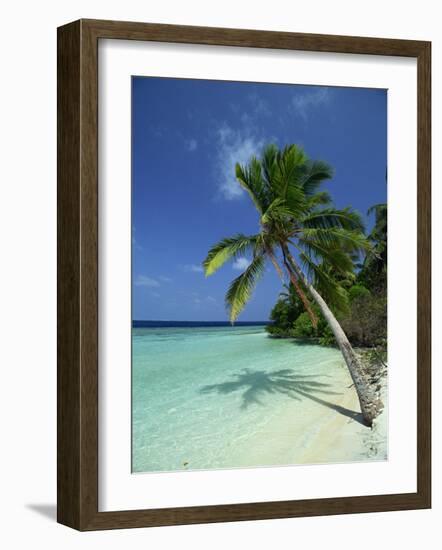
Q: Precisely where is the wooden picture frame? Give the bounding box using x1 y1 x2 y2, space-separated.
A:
57 18 431 530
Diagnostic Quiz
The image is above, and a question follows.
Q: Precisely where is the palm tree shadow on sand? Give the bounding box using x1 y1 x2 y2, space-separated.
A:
200 368 365 425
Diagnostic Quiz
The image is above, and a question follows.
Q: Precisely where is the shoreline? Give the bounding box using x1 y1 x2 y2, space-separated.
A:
293 351 388 465
231 351 388 468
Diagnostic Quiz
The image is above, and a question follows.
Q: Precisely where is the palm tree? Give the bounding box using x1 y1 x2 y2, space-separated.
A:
359 203 387 291
203 144 382 426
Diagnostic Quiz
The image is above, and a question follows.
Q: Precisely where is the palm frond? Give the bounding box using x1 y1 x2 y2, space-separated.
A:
284 182 307 218
203 234 259 276
297 238 355 275
306 190 332 208
260 198 294 225
278 145 308 189
235 157 267 213
299 227 372 255
301 207 365 232
367 203 387 242
267 145 306 202
226 255 265 322
299 159 334 196
261 144 279 188
299 252 349 313
367 203 387 218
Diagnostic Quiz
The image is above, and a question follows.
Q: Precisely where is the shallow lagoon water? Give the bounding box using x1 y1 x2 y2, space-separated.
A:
132 325 365 473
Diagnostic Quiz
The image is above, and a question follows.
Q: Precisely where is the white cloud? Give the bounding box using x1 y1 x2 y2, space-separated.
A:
185 138 198 152
248 93 270 117
291 87 331 120
215 123 264 200
134 275 160 287
183 264 204 273
159 275 172 283
232 257 251 271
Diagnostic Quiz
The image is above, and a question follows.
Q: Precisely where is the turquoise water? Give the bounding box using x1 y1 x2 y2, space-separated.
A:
132 325 350 473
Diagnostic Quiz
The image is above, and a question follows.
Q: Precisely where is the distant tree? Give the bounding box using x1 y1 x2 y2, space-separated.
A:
359 203 387 292
269 284 304 330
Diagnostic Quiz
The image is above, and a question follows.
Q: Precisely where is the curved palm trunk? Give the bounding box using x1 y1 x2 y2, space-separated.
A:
282 245 382 427
266 245 318 328
282 256 318 328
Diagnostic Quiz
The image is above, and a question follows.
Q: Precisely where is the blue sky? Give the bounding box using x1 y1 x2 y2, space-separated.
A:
132 77 387 321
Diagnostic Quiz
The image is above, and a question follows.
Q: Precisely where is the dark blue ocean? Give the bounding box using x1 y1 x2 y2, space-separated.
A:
132 320 268 328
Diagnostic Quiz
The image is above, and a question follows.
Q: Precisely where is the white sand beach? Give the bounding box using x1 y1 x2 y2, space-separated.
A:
231 356 388 469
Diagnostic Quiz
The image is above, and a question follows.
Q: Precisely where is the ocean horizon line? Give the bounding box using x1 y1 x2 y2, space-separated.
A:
133 320 269 328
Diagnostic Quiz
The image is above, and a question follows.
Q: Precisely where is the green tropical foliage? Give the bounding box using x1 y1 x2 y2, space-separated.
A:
203 144 370 323
347 284 371 303
266 284 304 337
266 283 326 340
292 312 317 338
358 203 387 291
267 203 387 350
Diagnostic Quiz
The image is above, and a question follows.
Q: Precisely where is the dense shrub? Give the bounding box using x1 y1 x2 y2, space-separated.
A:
317 323 336 346
267 285 386 349
269 291 304 331
348 284 371 302
266 325 293 338
266 270 386 348
340 293 387 347
292 312 317 338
